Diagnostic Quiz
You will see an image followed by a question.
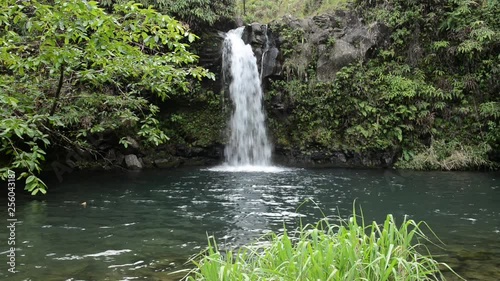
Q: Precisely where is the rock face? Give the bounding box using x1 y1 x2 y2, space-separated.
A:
317 21 389 80
259 10 391 81
241 23 282 80
273 148 398 168
218 11 389 86
154 158 181 169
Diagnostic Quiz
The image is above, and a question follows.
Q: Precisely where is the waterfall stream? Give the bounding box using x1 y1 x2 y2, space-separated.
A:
220 27 273 169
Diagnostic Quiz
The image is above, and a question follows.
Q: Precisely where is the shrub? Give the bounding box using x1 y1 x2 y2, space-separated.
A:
397 140 494 170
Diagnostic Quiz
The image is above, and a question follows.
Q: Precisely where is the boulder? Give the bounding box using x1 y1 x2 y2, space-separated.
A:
268 10 390 81
317 39 358 81
154 158 181 169
242 23 267 45
241 23 282 79
124 154 142 170
262 46 281 78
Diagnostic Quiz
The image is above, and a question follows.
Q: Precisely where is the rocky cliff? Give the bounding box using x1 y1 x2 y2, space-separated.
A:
235 10 395 167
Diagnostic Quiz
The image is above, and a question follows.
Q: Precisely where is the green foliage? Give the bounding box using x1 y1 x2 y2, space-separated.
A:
268 0 499 169
0 80 52 195
0 0 212 194
186 209 457 280
326 36 336 47
164 90 226 148
101 0 236 30
238 0 349 23
270 22 319 82
396 140 494 171
355 0 499 166
268 60 452 153
276 25 306 59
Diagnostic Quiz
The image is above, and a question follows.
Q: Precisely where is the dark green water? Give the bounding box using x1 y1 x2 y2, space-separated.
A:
1 168 499 280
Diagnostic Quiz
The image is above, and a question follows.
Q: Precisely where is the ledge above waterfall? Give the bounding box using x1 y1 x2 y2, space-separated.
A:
241 23 283 80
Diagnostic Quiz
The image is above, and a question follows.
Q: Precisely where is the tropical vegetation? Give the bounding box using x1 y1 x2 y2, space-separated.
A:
100 0 236 31
1 0 499 195
0 0 213 194
237 0 349 23
264 0 499 170
185 209 457 280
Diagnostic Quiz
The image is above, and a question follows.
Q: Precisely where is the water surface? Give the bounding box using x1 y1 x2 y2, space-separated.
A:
1 168 499 280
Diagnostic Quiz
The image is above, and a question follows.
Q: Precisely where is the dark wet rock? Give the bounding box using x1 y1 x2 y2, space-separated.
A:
262 46 281 78
173 144 222 159
106 149 117 161
190 147 206 157
183 158 212 166
141 143 224 168
381 150 398 166
267 11 390 81
332 152 347 163
273 149 396 168
242 23 266 45
154 158 182 169
105 149 124 167
115 151 124 166
241 23 282 80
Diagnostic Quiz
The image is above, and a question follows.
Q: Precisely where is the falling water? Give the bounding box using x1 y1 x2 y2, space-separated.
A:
221 27 272 168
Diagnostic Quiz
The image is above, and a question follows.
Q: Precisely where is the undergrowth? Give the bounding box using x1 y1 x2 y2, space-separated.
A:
238 0 350 23
183 207 461 280
396 140 494 171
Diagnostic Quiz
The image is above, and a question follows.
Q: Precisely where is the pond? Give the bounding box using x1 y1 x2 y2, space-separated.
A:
1 167 499 280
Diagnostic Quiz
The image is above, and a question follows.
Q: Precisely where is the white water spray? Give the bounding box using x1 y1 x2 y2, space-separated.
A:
221 27 272 168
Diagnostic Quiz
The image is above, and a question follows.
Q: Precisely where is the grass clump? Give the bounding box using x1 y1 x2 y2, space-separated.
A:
396 140 494 171
184 209 458 281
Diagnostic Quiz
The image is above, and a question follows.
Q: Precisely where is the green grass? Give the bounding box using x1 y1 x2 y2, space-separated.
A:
183 208 461 281
237 0 351 23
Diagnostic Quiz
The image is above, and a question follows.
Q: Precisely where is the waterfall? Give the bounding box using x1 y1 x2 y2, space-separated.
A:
222 27 272 168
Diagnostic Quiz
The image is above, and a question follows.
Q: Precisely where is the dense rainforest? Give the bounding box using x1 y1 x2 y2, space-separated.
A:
1 0 499 194
264 0 500 169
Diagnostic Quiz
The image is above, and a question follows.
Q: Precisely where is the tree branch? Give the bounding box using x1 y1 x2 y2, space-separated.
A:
49 63 65 116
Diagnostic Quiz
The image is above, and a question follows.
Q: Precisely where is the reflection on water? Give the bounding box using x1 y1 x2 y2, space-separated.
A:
0 168 499 280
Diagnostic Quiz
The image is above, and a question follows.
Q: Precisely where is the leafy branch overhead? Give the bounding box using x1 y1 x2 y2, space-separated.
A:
0 0 213 194
100 0 236 30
